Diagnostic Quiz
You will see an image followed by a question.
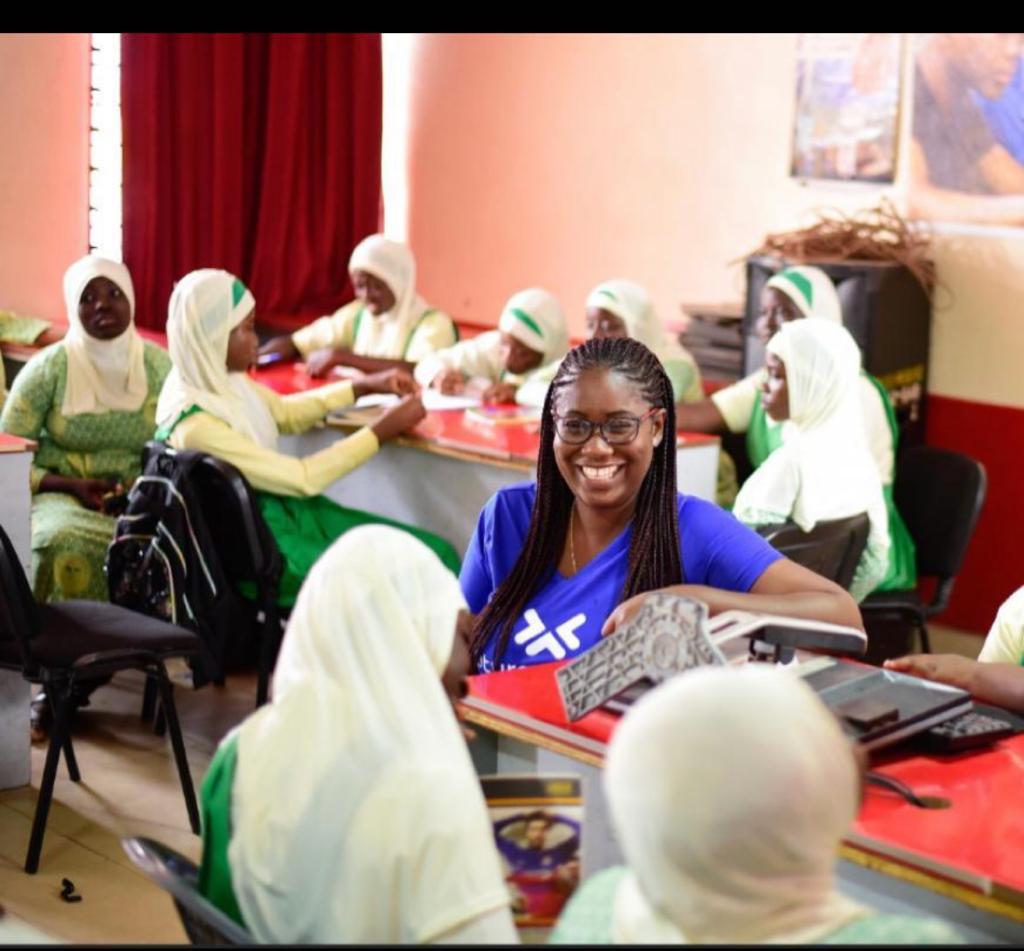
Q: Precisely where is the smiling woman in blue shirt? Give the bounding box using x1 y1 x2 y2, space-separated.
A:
461 337 862 673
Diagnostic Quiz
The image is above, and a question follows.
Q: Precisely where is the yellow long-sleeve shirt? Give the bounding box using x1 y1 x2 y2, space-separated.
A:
166 380 379 498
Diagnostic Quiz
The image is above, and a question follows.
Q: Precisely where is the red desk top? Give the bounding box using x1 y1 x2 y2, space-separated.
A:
461 663 1024 904
252 361 718 465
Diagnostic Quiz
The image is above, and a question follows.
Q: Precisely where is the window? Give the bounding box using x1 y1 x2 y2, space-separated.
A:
89 33 122 261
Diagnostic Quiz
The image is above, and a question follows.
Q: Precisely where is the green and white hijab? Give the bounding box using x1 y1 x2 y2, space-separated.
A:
156 269 278 449
765 265 842 324
497 287 569 365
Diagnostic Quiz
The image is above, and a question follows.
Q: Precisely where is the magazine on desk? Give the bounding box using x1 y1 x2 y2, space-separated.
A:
479 773 583 928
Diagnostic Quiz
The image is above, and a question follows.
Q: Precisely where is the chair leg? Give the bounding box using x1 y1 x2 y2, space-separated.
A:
153 669 200 835
25 694 74 874
140 675 157 722
918 621 933 654
255 603 279 708
45 690 80 782
153 697 167 737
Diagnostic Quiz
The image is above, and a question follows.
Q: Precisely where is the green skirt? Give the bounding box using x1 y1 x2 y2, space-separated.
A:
30 492 117 603
197 732 246 927
256 493 462 607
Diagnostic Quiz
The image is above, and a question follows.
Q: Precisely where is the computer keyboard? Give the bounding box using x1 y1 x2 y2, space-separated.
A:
919 711 1016 753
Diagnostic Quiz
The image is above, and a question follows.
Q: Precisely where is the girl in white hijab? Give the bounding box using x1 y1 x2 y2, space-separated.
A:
585 279 703 405
414 287 569 408
551 665 962 945
259 233 457 376
197 525 517 944
2 255 172 606
155 268 461 606
732 318 890 602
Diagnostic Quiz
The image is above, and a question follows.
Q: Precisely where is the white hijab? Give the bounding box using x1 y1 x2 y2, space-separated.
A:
229 525 510 944
156 269 278 449
61 255 148 416
586 278 678 354
497 287 569 365
348 234 433 358
736 318 889 545
606 665 868 945
765 265 842 324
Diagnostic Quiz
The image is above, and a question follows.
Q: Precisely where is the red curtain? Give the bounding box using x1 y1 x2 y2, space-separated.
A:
122 33 382 331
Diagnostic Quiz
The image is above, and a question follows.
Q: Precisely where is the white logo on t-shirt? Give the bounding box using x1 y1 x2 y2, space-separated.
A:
513 608 587 660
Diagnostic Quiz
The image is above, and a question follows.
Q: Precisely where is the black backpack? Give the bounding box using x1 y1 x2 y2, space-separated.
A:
105 446 246 687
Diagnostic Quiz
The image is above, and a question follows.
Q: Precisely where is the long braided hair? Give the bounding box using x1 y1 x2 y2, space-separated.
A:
470 337 683 668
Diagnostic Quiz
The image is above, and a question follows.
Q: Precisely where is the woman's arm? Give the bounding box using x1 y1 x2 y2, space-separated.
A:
884 655 1024 713
603 558 863 635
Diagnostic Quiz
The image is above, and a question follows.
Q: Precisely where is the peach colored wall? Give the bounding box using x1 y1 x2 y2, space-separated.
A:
390 33 1024 408
0 34 90 321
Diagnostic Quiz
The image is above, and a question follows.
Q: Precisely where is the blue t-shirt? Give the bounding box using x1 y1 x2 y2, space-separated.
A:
460 482 783 672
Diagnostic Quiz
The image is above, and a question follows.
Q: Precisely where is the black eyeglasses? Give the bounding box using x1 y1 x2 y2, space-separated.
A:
552 408 661 445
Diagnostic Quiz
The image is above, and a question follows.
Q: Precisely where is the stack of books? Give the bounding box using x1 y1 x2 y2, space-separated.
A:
678 301 745 383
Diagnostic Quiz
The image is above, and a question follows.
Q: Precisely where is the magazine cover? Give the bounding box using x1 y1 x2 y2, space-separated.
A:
479 774 583 928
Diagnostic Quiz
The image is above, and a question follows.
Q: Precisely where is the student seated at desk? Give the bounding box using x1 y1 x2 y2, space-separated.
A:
197 526 517 945
677 265 914 591
885 584 1024 712
155 269 460 607
0 308 53 409
550 665 963 945
258 233 457 377
2 255 171 604
414 287 569 407
584 278 739 506
732 319 890 602
461 337 861 674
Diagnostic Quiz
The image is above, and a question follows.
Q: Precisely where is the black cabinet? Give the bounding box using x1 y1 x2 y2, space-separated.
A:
744 255 932 447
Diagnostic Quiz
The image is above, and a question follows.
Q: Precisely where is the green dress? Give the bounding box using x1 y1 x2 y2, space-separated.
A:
197 731 246 928
549 866 964 945
0 341 172 602
745 371 916 592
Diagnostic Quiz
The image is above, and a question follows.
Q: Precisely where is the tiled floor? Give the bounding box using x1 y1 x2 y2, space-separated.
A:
0 626 989 944
0 661 256 944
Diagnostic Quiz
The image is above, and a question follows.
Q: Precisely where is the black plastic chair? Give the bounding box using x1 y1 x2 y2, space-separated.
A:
860 445 987 654
141 442 284 708
0 521 200 873
758 513 871 591
122 836 253 945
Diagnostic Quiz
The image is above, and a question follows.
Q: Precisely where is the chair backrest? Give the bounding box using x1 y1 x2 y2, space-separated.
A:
0 519 41 672
121 836 253 946
758 513 871 591
893 445 987 583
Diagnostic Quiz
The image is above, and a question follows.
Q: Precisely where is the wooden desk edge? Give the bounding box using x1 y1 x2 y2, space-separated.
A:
460 706 606 769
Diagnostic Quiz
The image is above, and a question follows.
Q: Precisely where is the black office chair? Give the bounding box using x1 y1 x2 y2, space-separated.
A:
141 442 284 709
860 445 987 654
758 513 871 591
122 836 253 945
0 521 200 874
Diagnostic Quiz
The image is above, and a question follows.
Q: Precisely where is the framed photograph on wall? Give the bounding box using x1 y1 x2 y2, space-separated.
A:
791 33 903 184
907 33 1024 230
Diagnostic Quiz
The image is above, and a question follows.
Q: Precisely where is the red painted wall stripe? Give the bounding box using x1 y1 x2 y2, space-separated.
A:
924 394 1024 635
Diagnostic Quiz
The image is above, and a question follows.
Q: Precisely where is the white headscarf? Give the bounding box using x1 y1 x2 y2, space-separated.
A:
156 269 278 449
61 255 148 416
347 234 434 358
229 525 510 944
606 665 868 945
734 319 890 599
765 265 842 324
497 287 569 365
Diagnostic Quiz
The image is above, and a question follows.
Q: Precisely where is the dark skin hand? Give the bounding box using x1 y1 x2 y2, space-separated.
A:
885 654 1024 712
40 474 121 511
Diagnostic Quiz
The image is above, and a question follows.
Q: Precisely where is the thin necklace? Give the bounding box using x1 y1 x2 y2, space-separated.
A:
569 504 578 575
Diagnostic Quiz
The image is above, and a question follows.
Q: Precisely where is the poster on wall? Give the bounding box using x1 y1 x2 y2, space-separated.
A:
791 33 902 183
907 33 1024 229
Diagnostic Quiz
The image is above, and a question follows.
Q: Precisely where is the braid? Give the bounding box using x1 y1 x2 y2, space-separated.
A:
470 337 683 668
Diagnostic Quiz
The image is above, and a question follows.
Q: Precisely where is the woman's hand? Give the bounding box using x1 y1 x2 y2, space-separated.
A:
39 473 120 511
306 347 346 378
432 368 466 395
482 381 518 405
356 368 419 397
370 394 427 443
883 654 979 692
